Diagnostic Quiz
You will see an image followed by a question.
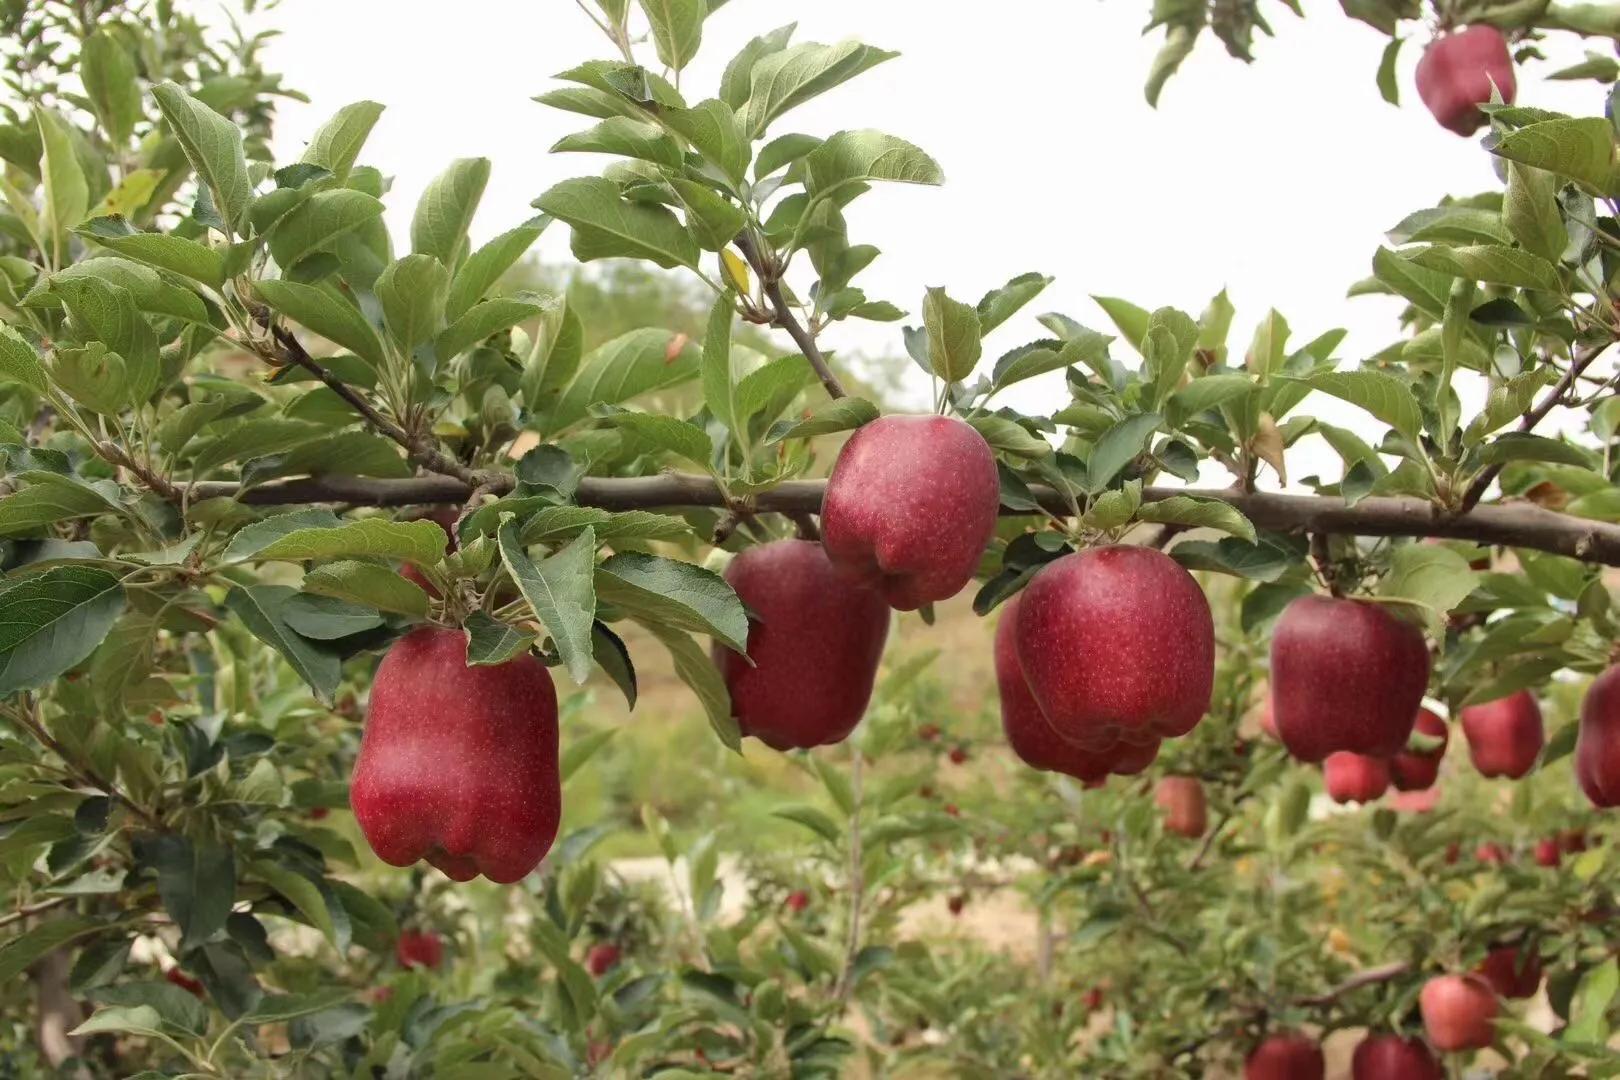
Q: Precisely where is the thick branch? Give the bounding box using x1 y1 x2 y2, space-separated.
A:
187 473 1620 566
734 233 847 399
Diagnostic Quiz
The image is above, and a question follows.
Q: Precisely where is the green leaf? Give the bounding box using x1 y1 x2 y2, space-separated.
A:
269 189 385 272
1372 246 1453 318
596 552 747 652
966 415 1049 459
1567 957 1618 1043
1376 35 1402 105
151 82 252 234
1379 544 1479 617
1091 295 1151 353
223 585 341 703
593 406 713 467
1504 162 1568 263
977 272 1052 334
517 506 691 545
300 100 385 182
80 31 141 145
436 294 547 361
734 354 812 429
669 178 747 251
1473 432 1593 468
1169 373 1255 420
1086 412 1161 492
1406 243 1562 293
549 327 699 431
1387 205 1512 246
644 621 738 752
0 323 49 392
253 279 385 368
302 561 429 618
553 116 684 169
242 989 355 1025
774 805 841 844
446 222 546 322
702 292 744 437
0 473 119 537
0 916 101 984
36 110 88 259
765 395 879 442
739 40 898 138
804 130 943 201
71 1005 167 1039
375 254 450 353
535 176 701 270
591 622 637 709
1493 117 1616 192
74 217 225 287
640 0 705 72
190 418 326 475
498 521 597 685
280 594 384 639
249 861 339 947
227 516 447 566
1143 307 1199 409
137 834 235 950
1136 495 1256 542
0 565 125 694
51 275 159 401
411 158 490 271
1296 370 1422 442
463 610 536 667
922 286 981 383
661 99 749 182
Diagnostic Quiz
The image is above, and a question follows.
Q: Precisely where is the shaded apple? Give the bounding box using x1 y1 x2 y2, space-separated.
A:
1534 838 1561 868
1460 689 1543 779
715 539 890 750
395 929 443 970
1390 708 1448 792
1415 25 1517 136
351 626 559 884
1577 666 1620 807
1270 595 1430 762
1015 546 1213 750
784 889 809 914
1155 776 1207 839
1476 944 1541 1000
820 414 1000 610
1323 751 1390 805
585 942 621 977
1420 973 1499 1051
1351 1034 1441 1080
1475 842 1508 866
1244 1033 1323 1080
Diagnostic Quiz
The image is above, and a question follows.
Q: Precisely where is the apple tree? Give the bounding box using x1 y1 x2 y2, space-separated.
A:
1 1 1620 1077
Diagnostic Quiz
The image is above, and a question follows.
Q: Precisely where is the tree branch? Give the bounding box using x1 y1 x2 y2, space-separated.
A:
734 233 847 400
1293 960 1412 1007
185 473 1620 566
0 896 70 929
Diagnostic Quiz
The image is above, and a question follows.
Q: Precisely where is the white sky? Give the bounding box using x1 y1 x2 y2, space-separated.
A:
261 1 1608 488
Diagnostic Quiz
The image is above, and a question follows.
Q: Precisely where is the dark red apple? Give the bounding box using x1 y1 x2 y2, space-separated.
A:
351 627 559 884
1323 751 1391 805
1415 25 1517 136
784 889 809 914
1475 944 1541 1000
1534 838 1560 867
1578 666 1620 807
1015 546 1213 750
1420 973 1499 1051
715 539 890 750
1155 776 1207 839
1460 690 1543 779
1351 1034 1441 1080
396 929 443 970
1475 841 1509 866
585 942 621 976
820 414 1000 610
1270 595 1430 762
1244 1033 1324 1080
1391 708 1448 792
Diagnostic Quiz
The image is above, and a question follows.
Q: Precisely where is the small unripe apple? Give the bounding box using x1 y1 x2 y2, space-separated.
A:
1015 546 1213 750
1323 751 1391 805
1155 776 1207 839
820 415 1000 610
1415 25 1517 136
1390 708 1448 791
1475 944 1541 999
1577 666 1620 807
1244 1033 1323 1080
1460 690 1544 779
1351 1034 1441 1080
395 929 444 970
1270 596 1430 762
1420 973 1499 1051
1534 838 1561 867
715 540 890 750
585 942 621 977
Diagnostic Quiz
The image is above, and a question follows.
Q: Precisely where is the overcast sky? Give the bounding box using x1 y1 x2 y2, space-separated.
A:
261 2 1608 488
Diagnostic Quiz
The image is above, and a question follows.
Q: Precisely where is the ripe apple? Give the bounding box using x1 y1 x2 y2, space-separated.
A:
1155 776 1207 839
395 929 444 970
784 889 809 914
1351 1034 1441 1080
1534 838 1561 867
819 414 1000 610
351 626 560 884
585 942 621 977
1475 841 1508 866
1577 666 1620 807
1460 690 1543 779
715 539 890 750
1475 944 1541 999
1420 973 1499 1051
1270 595 1430 762
1415 25 1517 136
1323 752 1391 805
1244 1033 1323 1080
1390 708 1448 791
1015 546 1213 750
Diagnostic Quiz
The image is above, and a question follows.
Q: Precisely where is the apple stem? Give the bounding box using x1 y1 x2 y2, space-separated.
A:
1310 533 1344 597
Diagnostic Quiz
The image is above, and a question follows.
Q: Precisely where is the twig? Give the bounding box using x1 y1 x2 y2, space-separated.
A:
0 896 71 929
9 706 163 830
1293 960 1412 1007
1187 811 1232 871
833 746 865 1003
734 233 847 400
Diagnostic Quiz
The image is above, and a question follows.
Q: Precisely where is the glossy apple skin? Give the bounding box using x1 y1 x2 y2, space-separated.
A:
820 415 1000 610
1351 1034 1442 1080
1391 708 1448 791
1323 751 1391 805
1244 1034 1324 1080
1271 596 1430 762
1420 973 1499 1052
1015 546 1213 750
995 593 1161 781
1476 944 1542 999
1155 776 1207 839
1578 666 1620 807
716 540 890 750
1461 689 1544 779
1416 25 1517 136
352 627 559 884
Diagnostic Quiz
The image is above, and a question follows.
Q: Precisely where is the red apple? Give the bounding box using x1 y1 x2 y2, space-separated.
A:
395 929 443 970
1415 25 1517 136
1351 1034 1441 1080
1155 776 1207 839
1578 666 1620 807
1390 784 1441 813
820 414 1000 610
1245 1033 1324 1080
1420 973 1499 1051
351 627 559 883
1323 751 1391 805
784 889 809 914
1475 841 1509 866
715 539 890 750
1391 708 1448 792
1534 838 1561 867
1475 944 1541 1000
1015 546 1213 750
585 942 621 976
1460 690 1543 779
948 746 968 765
1082 986 1104 1011
1270 596 1430 762
947 894 966 916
